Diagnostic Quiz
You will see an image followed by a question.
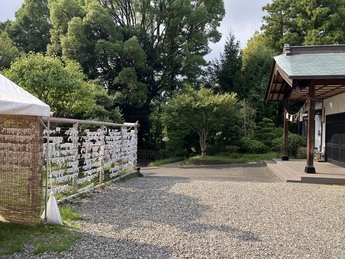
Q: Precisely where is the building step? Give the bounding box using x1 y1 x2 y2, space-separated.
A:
265 160 301 182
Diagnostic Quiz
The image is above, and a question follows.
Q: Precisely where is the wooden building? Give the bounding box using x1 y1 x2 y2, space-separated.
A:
265 44 345 172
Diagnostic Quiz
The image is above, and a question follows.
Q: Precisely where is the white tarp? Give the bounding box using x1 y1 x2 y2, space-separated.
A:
0 73 50 117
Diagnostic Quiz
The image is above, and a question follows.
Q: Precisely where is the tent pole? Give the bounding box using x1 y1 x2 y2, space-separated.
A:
44 117 50 222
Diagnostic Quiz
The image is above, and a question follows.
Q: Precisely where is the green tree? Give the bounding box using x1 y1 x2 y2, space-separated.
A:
262 0 345 52
71 82 123 122
0 32 20 71
214 31 243 96
47 0 87 56
47 0 225 147
163 86 242 156
241 99 256 139
4 53 122 122
241 32 278 123
6 0 51 53
254 117 276 147
0 20 12 32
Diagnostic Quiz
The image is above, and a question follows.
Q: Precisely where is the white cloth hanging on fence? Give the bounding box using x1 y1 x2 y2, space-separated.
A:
41 193 63 225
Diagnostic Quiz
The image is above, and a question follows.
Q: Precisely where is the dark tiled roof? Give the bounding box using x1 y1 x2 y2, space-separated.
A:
275 52 345 79
265 44 345 102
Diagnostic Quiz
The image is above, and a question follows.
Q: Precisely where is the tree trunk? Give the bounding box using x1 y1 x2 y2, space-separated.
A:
199 127 208 157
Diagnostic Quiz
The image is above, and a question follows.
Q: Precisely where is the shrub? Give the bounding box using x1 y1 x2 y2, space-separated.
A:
272 133 306 158
206 145 217 156
255 118 276 146
239 138 268 154
223 146 240 158
272 127 283 139
296 146 307 159
271 137 283 154
226 145 239 154
289 134 306 157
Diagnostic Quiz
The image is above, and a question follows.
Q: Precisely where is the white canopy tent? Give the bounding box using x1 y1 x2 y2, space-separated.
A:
0 73 50 116
0 73 53 225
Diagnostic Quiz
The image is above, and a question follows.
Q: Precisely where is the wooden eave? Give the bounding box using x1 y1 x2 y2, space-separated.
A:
265 61 292 102
265 62 345 103
289 79 345 102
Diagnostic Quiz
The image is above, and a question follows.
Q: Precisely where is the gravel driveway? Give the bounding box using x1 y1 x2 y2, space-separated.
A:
11 166 345 258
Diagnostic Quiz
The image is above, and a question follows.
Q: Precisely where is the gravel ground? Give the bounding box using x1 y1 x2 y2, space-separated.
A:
11 176 345 258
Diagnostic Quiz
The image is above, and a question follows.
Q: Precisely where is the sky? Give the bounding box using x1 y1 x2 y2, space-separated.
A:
0 0 272 60
208 0 272 60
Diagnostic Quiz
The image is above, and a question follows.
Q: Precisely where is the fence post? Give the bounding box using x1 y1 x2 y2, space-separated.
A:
134 126 138 167
72 122 79 194
72 175 78 193
99 125 105 183
44 117 50 221
120 126 124 172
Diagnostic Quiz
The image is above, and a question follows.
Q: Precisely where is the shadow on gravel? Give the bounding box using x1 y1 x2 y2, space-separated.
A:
75 176 260 258
71 233 173 258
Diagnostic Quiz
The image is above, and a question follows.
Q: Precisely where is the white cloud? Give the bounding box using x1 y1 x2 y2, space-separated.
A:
207 0 272 61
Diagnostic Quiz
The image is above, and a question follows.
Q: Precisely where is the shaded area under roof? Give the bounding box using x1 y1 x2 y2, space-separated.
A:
265 44 345 103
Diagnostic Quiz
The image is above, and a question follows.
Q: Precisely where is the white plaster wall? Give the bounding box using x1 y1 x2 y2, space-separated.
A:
324 92 345 116
315 114 322 151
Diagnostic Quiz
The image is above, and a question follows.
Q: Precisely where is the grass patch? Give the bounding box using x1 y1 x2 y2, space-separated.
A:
120 172 138 182
148 157 184 167
33 226 80 254
59 205 83 225
185 152 277 165
0 205 82 257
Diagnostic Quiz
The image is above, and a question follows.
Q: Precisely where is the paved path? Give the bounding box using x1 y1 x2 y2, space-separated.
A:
140 163 281 183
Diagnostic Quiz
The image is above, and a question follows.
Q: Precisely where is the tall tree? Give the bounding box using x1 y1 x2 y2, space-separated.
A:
48 0 225 95
7 0 51 53
48 0 225 147
214 31 242 96
262 0 345 53
241 32 277 123
0 20 12 32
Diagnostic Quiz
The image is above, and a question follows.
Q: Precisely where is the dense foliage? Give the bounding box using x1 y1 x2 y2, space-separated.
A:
163 86 241 156
4 53 122 121
0 0 344 155
0 32 19 70
262 0 345 52
46 0 225 143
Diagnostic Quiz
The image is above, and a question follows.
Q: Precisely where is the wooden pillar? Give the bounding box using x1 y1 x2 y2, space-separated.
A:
305 85 316 173
282 99 289 161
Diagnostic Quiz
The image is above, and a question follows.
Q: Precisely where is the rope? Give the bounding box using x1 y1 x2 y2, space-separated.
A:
284 101 308 123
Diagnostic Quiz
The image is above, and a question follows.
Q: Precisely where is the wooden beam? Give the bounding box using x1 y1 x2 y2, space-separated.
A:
282 99 289 161
276 65 293 86
292 79 312 89
264 60 277 103
305 84 316 173
312 79 345 85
